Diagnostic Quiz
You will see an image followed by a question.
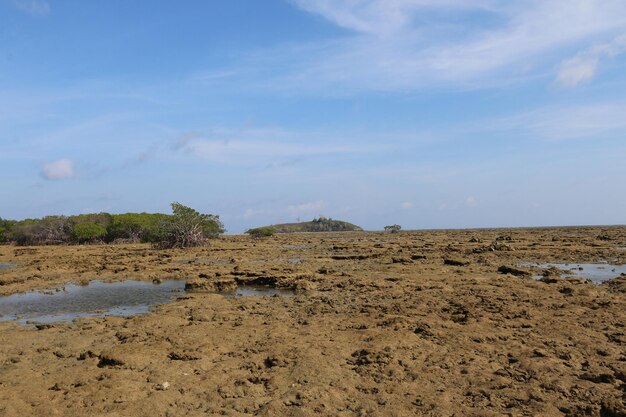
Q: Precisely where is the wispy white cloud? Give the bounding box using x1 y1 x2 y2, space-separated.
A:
40 159 75 180
292 0 495 36
556 33 626 88
11 0 50 16
172 127 384 165
486 101 626 140
222 0 626 93
466 196 478 208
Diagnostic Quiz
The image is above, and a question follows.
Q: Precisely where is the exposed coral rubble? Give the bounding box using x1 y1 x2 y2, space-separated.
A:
0 227 625 416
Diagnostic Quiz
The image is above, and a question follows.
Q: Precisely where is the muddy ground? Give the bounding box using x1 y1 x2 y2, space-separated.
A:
0 227 625 417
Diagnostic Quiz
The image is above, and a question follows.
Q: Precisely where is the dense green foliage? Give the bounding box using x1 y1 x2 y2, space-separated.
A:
107 213 170 243
72 222 108 243
0 218 16 243
155 202 225 249
245 226 277 238
384 224 402 233
254 217 362 234
0 203 224 247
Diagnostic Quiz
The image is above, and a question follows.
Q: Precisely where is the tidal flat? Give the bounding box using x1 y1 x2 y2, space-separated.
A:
0 227 625 416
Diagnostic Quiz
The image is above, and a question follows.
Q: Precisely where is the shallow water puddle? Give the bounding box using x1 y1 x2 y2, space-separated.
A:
519 262 626 283
0 280 186 324
0 263 16 269
0 279 295 324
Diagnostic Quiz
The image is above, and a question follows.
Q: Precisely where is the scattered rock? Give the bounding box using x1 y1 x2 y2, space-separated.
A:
348 349 392 367
317 266 335 275
498 265 531 277
443 303 471 324
97 352 125 368
293 281 315 292
391 257 412 264
414 323 434 337
155 381 170 391
78 351 97 361
168 352 200 361
604 276 626 293
472 242 514 253
539 276 562 284
600 399 626 417
264 356 289 368
563 276 592 285
444 258 470 267
579 373 615 384
542 267 564 277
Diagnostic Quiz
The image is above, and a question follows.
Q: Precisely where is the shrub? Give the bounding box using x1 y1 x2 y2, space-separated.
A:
155 202 224 249
246 226 277 238
384 224 401 233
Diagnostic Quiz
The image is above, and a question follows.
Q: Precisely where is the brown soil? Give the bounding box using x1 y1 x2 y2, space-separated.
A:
0 227 625 416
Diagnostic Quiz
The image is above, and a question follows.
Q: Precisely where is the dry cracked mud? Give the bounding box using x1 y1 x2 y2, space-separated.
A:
0 227 625 416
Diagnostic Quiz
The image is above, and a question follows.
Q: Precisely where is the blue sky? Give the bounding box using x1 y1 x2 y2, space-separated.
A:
1 0 625 232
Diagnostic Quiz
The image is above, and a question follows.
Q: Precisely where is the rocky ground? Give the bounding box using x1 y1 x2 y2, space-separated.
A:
0 227 625 417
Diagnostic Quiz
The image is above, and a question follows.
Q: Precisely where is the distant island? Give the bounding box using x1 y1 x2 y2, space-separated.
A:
254 217 362 234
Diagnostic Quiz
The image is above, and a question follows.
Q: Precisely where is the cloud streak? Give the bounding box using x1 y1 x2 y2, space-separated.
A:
556 33 626 88
214 0 626 93
484 101 626 140
172 127 385 166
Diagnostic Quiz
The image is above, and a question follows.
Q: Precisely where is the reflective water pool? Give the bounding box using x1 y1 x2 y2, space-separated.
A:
0 280 186 324
0 279 296 324
519 262 626 283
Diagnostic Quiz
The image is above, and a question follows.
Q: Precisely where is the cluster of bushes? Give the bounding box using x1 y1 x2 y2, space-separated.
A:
0 203 224 248
384 224 401 233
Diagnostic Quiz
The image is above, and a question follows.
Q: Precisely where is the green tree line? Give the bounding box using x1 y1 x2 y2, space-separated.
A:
0 203 224 247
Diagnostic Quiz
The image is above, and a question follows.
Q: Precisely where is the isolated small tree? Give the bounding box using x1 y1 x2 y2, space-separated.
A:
246 226 276 238
384 224 402 233
155 202 224 249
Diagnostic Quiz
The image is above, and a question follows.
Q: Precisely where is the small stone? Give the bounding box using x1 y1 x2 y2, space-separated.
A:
498 265 530 277
443 258 469 267
155 381 170 391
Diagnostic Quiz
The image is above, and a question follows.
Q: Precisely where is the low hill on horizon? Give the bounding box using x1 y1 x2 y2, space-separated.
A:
259 217 363 233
